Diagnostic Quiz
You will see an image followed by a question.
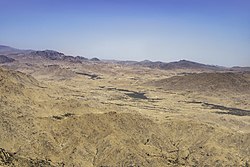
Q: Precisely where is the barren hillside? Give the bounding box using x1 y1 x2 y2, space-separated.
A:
148 72 250 93
0 46 250 166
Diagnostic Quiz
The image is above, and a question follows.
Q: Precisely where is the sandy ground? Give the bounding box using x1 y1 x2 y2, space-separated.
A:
0 60 250 166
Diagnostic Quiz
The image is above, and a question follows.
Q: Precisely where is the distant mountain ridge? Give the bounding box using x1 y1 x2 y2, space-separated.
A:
0 45 249 71
0 45 21 54
137 59 225 70
29 50 65 60
28 50 91 63
0 45 90 63
117 59 227 71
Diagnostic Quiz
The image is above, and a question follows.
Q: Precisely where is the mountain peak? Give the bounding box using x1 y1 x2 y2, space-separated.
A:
0 45 20 53
30 50 64 60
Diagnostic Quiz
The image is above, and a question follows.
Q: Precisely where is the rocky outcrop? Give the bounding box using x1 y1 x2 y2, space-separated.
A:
90 57 100 61
29 50 65 60
0 148 56 167
0 55 15 64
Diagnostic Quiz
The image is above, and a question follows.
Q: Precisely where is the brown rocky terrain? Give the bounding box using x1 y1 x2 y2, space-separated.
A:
148 72 250 94
0 46 250 167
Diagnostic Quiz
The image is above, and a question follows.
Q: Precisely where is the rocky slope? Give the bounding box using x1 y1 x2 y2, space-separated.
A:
148 72 250 93
0 55 15 64
0 67 249 166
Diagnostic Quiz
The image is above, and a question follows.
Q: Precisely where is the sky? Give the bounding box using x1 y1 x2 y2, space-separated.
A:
0 0 250 66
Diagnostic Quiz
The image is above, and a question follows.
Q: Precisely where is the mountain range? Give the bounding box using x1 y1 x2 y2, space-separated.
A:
0 45 249 71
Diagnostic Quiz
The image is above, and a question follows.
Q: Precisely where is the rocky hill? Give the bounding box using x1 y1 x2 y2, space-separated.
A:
0 67 40 108
28 50 65 60
149 72 250 93
117 59 226 71
0 55 15 64
0 45 30 55
0 45 20 54
0 67 39 87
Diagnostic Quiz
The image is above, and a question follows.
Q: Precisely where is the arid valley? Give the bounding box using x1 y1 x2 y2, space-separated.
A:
0 45 250 166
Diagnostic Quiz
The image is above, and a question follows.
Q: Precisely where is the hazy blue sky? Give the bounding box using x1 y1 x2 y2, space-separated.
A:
0 0 249 66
